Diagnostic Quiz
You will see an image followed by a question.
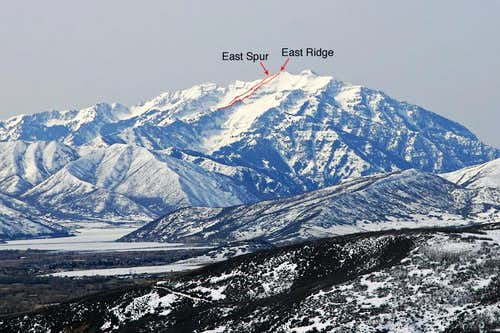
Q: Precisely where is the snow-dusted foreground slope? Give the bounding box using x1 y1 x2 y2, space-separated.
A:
4 224 500 332
121 163 500 245
0 70 498 237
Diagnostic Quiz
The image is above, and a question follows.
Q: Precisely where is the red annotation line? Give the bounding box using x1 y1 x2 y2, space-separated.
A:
217 58 290 111
217 72 280 110
280 57 290 71
223 76 268 107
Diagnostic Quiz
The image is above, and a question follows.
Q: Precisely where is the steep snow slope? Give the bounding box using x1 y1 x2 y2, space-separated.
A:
0 141 78 195
160 148 291 199
22 144 256 223
442 158 500 189
0 192 69 241
121 169 500 245
0 141 76 238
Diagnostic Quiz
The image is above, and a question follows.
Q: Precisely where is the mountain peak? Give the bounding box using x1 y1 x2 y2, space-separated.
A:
299 68 319 76
222 69 335 103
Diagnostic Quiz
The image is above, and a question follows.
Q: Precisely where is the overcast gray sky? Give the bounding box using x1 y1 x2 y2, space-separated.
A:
0 0 499 146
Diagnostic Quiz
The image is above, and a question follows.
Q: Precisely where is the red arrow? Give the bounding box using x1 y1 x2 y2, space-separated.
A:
259 61 269 76
280 57 290 71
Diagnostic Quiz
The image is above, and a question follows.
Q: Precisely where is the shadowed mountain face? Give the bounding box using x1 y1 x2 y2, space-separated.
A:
3 224 500 332
0 71 498 238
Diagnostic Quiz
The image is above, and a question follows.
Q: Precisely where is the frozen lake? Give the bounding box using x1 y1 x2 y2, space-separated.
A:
0 227 208 252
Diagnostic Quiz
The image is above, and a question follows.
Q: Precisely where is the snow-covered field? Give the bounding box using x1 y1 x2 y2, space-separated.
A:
485 229 500 243
48 262 203 277
44 241 261 277
0 227 206 252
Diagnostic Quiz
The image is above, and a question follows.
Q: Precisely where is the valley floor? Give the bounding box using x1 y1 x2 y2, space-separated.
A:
0 247 206 316
0 227 205 252
1 223 499 332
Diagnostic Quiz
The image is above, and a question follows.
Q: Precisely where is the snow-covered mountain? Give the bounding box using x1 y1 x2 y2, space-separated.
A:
0 141 78 196
1 71 498 195
0 192 70 241
0 70 498 238
21 144 256 223
120 164 500 245
0 103 131 146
